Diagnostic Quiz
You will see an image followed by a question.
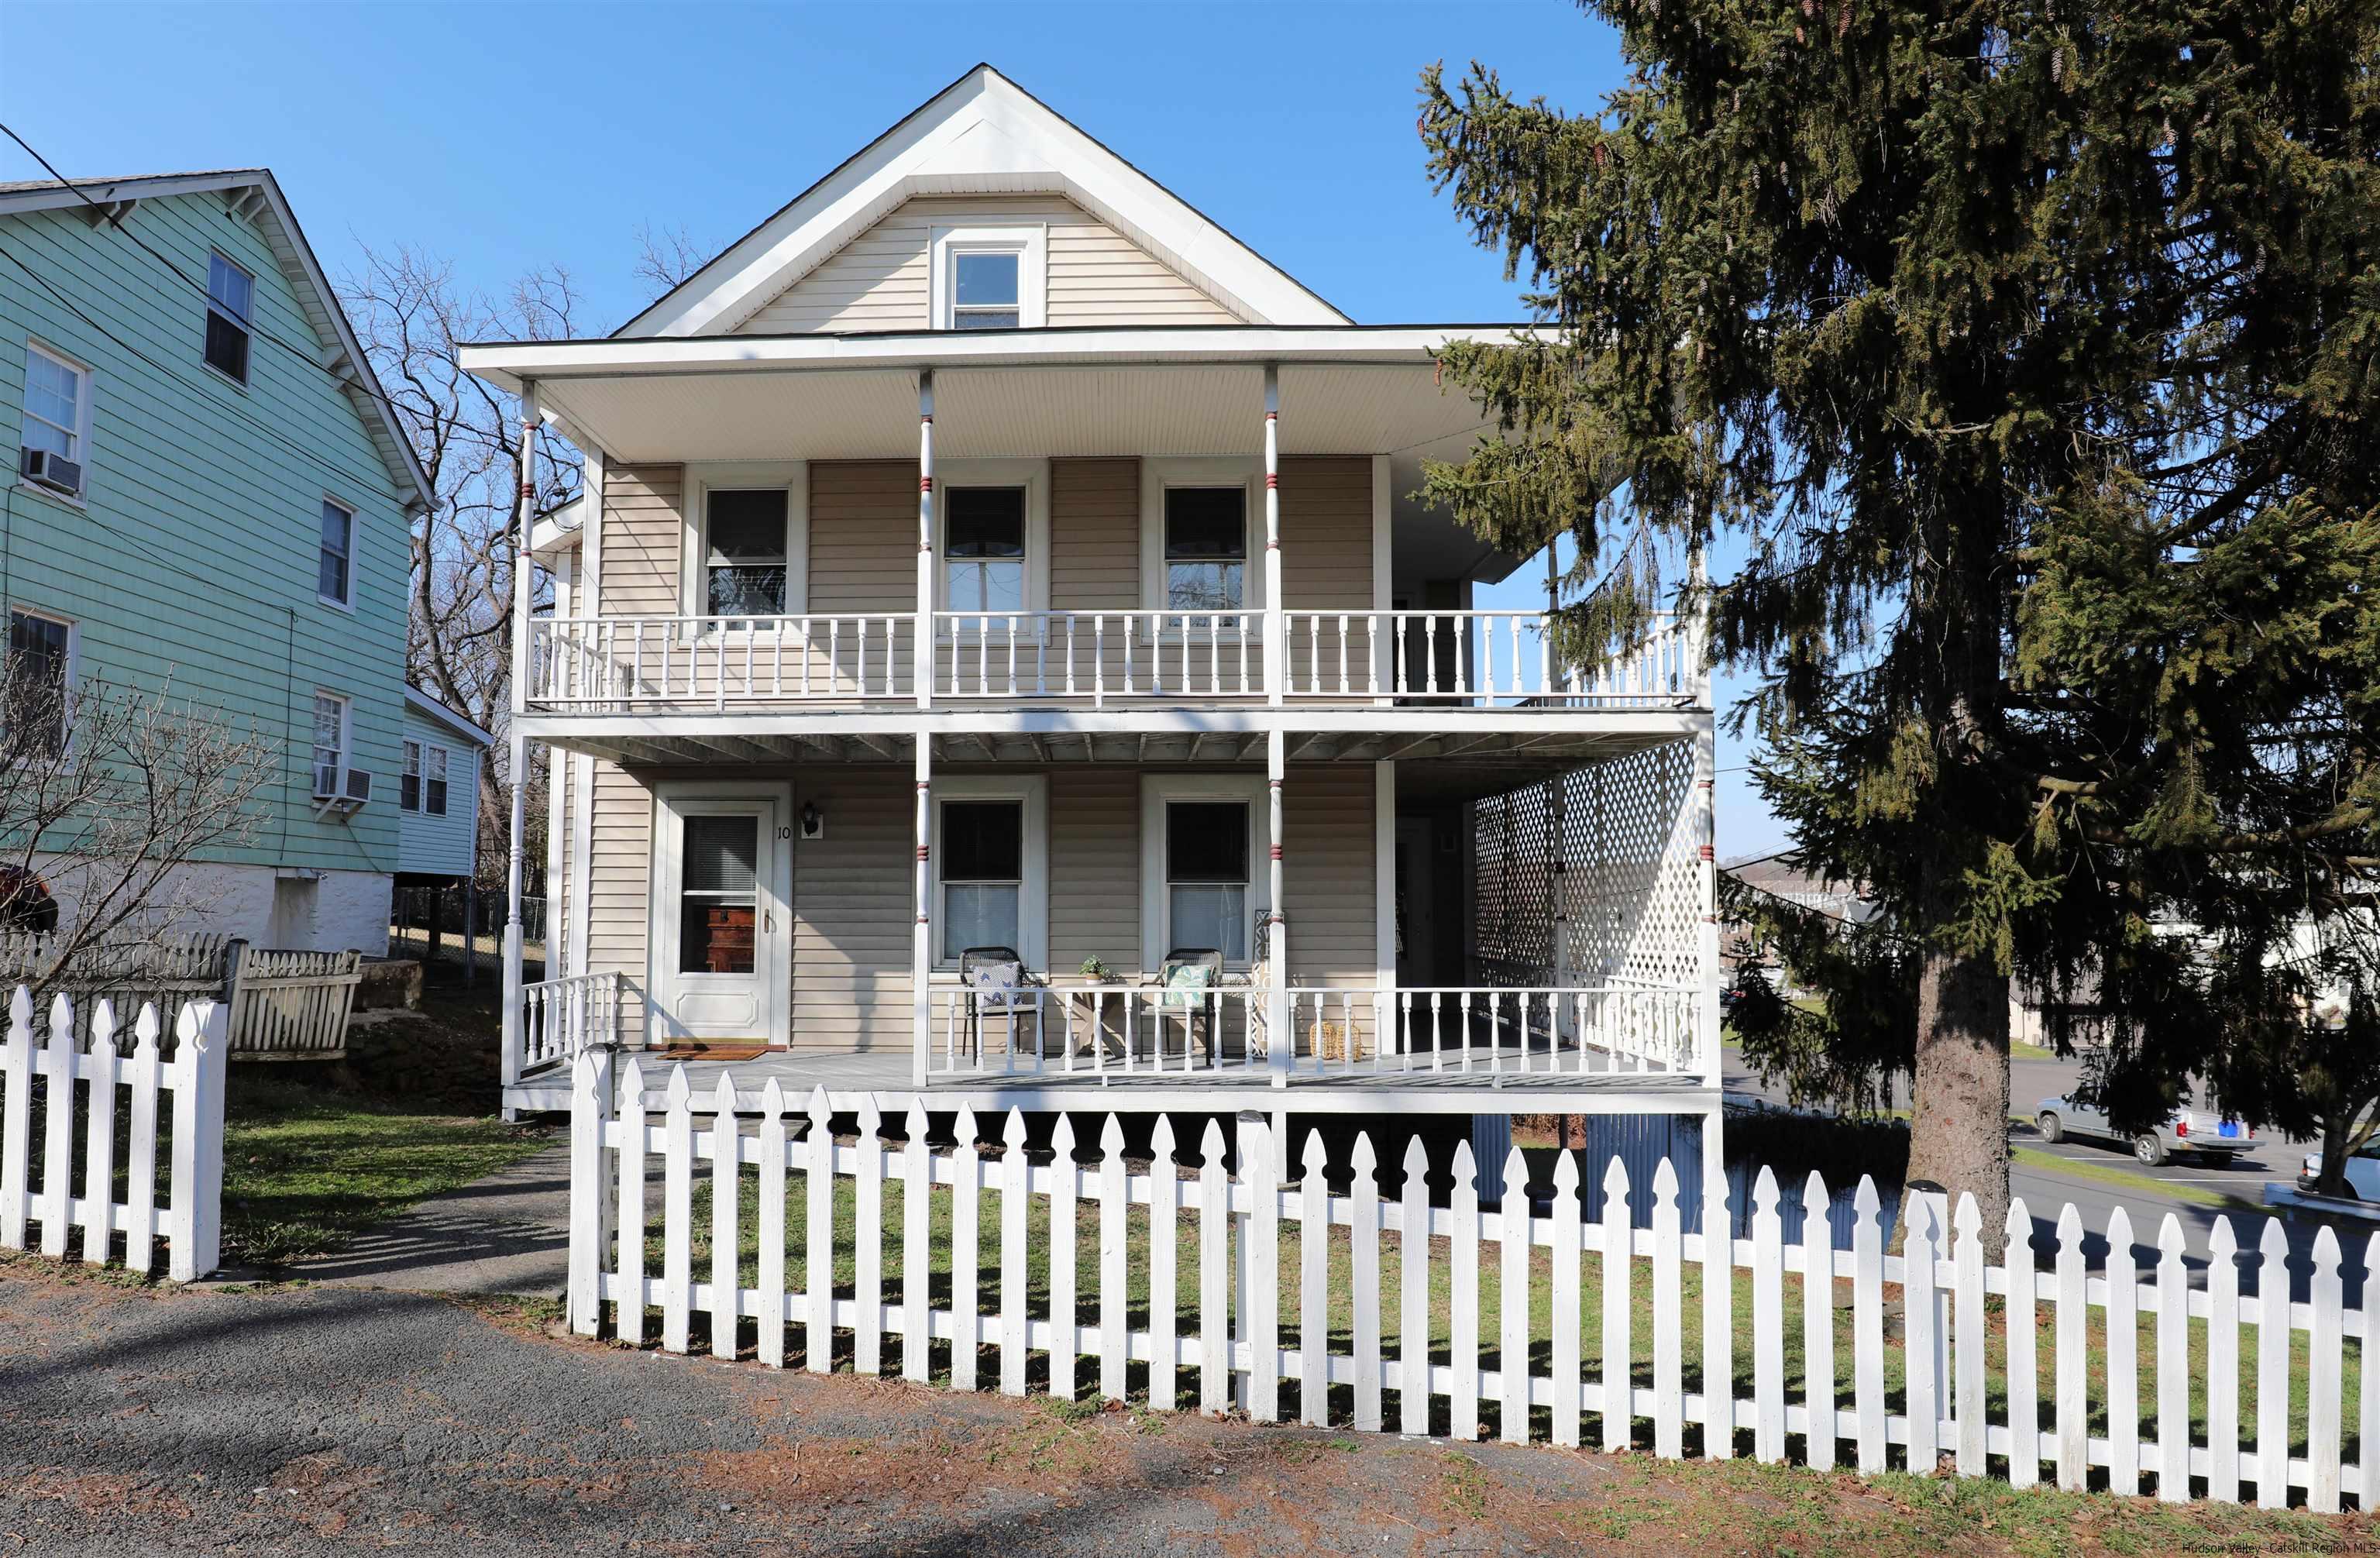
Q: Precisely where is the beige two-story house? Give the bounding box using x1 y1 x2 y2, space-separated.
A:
463 65 1717 1155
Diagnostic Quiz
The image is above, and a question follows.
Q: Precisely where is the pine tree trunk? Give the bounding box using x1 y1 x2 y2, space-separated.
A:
1905 941 2013 1236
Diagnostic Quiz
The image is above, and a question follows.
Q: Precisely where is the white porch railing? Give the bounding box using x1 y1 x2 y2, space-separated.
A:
520 970 622 1075
923 983 1701 1082
524 609 1707 712
527 615 914 709
934 610 1264 702
1281 610 1699 708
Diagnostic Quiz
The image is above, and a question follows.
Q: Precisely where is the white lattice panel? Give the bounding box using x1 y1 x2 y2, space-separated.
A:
1473 740 1702 990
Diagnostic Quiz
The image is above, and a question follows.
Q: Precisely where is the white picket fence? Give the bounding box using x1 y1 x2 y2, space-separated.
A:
0 987 229 1281
569 1053 2378 1509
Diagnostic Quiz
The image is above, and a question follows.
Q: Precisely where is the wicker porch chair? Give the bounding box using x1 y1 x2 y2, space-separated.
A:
1142 947 1223 1064
959 945 1046 1060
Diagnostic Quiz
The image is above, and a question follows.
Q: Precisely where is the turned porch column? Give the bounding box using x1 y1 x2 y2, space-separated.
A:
913 735 933 1086
1267 728 1288 1084
1263 365 1283 707
916 370 935 710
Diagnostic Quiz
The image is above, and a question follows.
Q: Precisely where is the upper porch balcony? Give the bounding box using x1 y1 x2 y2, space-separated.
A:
522 607 1703 716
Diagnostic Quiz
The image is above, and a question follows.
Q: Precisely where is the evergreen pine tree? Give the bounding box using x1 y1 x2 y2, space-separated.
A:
1419 0 2380 1228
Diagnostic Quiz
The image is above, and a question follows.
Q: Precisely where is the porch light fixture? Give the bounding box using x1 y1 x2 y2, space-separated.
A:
800 801 824 841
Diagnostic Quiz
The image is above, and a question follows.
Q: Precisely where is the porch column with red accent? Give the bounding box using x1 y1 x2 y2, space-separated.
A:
1263 364 1283 706
1267 727 1289 1083
913 735 933 1086
916 370 935 710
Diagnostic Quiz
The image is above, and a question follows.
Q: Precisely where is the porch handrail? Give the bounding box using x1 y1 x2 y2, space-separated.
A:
918 982 1704 1083
519 970 621 1077
933 610 1264 703
525 614 915 710
1278 609 1699 708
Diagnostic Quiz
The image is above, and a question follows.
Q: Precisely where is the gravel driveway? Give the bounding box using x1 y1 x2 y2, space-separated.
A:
0 1261 1631 1556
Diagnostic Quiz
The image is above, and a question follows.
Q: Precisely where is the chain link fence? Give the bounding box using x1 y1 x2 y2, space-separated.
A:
388 884 545 984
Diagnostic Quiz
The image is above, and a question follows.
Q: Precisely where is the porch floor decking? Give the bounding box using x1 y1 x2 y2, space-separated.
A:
507 1044 1717 1118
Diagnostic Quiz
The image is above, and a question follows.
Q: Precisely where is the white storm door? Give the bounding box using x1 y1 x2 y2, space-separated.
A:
653 796 786 1041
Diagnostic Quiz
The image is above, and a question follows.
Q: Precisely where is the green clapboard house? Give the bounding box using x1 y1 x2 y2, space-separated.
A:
0 170 428 952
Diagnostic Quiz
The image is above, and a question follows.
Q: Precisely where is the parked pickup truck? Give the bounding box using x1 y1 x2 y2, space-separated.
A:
2033 1094 2253 1167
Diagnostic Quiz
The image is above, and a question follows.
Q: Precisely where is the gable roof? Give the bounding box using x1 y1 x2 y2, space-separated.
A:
404 685 494 747
617 64 1350 339
0 169 431 511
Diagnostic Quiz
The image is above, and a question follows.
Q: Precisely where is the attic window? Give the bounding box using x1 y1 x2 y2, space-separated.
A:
204 252 253 383
930 224 1044 330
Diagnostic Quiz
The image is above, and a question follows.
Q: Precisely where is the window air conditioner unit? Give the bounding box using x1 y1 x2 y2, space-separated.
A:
341 769 372 805
19 448 82 499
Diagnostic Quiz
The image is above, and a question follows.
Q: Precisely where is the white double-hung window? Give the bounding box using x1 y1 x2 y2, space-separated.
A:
931 776 1047 970
930 224 1045 332
311 693 349 796
20 344 88 470
944 488 1026 615
1140 774 1267 971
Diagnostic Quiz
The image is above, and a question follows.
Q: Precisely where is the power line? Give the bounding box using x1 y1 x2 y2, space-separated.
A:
0 238 405 504
0 122 425 437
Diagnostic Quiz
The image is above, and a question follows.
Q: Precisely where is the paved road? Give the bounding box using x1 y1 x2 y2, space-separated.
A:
1721 1048 2379 1302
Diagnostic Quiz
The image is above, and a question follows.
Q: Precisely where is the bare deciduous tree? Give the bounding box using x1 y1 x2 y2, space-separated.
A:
633 221 708 301
0 661 278 998
338 246 581 888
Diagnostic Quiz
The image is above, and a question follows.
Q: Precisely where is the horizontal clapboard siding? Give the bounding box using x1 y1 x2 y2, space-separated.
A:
1050 458 1137 611
597 464 684 617
0 194 408 875
570 760 1381 1050
809 462 914 615
738 196 1243 335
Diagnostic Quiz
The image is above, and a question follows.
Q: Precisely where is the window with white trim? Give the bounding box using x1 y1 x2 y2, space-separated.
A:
940 800 1023 961
943 487 1026 615
1164 487 1247 614
5 610 74 757
205 252 253 383
703 487 789 617
310 693 349 796
1165 800 1251 961
318 498 356 607
426 745 449 816
401 738 422 811
19 343 88 472
929 224 1045 331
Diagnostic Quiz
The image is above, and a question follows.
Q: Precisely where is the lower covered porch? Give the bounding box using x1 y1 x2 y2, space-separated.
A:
507 721 1717 1114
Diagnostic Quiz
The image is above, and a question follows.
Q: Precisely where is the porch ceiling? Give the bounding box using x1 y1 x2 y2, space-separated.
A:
529 718 1689 800
462 325 1543 586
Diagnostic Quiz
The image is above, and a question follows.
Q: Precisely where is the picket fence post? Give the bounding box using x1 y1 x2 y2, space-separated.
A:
39 995 73 1259
1048 1113 1078 1402
2207 1216 2241 1503
951 1106 982 1393
2003 1199 2038 1489
1199 1119 1230 1414
1305 1131 1335 1429
1549 1150 1581 1449
617 1059 649 1347
1801 1171 1835 1470
78 1001 119 1266
1102 1116 1130 1404
2107 1206 2140 1494
757 1080 788 1369
1449 1140 1479 1441
1652 1158 1684 1460
910 1103 937 1386
1851 1175 1884 1472
1601 1155 1632 1453
1149 1116 1178 1413
710 1073 741 1361
1398 1135 1430 1436
999 1109 1029 1397
2257 1216 2290 1508
1904 1195 1939 1473
2157 1214 2191 1501
855 1095 885 1378
0 987 31 1250
2055 1202 2087 1490
1750 1166 1783 1463
125 1006 163 1276
567 1049 608 1336
167 1000 226 1282
1350 1131 1381 1434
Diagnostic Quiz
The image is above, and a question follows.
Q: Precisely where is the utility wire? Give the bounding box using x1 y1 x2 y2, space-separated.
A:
0 239 401 501
0 122 426 435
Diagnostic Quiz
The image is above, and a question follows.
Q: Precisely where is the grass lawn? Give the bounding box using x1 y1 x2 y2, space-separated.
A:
213 982 552 1268
635 1155 2360 1469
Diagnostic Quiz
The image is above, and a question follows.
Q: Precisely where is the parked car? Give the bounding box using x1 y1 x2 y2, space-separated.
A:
2033 1094 2252 1167
2297 1142 2380 1200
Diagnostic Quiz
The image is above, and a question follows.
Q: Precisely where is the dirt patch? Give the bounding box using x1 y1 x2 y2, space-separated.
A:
12 1469 192 1521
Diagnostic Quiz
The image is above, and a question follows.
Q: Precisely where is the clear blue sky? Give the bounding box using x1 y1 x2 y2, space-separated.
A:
0 0 1783 854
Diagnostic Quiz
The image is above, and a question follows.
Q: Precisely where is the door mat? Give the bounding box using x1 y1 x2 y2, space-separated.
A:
646 1042 772 1062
